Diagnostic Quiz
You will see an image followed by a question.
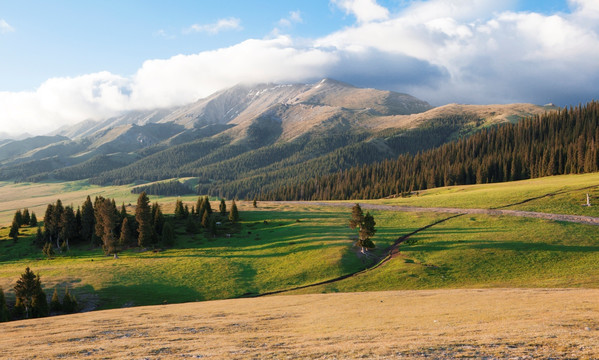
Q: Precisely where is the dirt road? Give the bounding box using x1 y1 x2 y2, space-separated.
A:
282 201 599 226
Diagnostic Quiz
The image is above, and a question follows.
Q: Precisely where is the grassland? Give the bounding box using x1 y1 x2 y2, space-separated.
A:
0 174 597 312
368 172 599 216
1 289 597 359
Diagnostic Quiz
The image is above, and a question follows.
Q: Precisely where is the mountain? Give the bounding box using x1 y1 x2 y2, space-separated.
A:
0 79 557 197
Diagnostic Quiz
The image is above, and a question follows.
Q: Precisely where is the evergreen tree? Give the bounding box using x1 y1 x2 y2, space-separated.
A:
9 217 19 240
208 216 217 238
219 199 227 216
135 192 153 248
80 196 95 243
50 287 61 313
95 198 118 256
118 217 134 247
59 206 77 251
174 199 186 219
162 222 175 247
52 200 64 248
14 267 45 319
229 200 239 222
203 196 212 215
253 198 257 208
153 203 165 236
22 208 31 226
13 210 23 227
30 276 48 318
349 204 376 252
29 212 38 227
62 286 77 314
201 210 210 228
0 286 9 322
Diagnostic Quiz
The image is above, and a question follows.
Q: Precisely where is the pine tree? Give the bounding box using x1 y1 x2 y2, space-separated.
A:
349 204 376 252
174 199 186 219
30 277 48 318
118 217 134 247
135 192 153 248
12 297 25 320
153 203 165 236
219 199 227 216
9 217 19 241
201 210 210 228
96 198 118 256
62 287 77 314
13 210 23 227
229 200 239 223
203 196 212 215
50 287 62 313
14 267 45 319
22 208 31 226
162 222 175 247
80 196 95 243
252 198 257 208
29 212 38 227
59 206 77 251
0 286 9 322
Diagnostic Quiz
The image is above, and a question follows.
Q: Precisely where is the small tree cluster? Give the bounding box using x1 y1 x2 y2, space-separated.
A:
49 286 78 314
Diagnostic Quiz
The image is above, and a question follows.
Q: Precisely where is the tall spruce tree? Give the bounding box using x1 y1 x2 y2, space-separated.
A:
119 217 134 247
59 206 77 250
135 192 153 248
229 200 239 223
29 212 38 227
95 198 118 256
22 208 31 226
9 217 19 240
80 196 95 243
219 199 227 216
348 204 375 252
14 267 45 319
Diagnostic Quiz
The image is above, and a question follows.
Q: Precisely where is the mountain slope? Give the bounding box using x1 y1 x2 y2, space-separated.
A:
0 79 557 195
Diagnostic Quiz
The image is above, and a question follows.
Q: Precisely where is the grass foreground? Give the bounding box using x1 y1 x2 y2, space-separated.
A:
1 288 597 359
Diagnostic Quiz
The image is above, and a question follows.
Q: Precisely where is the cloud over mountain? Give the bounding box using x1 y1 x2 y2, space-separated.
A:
1 0 598 135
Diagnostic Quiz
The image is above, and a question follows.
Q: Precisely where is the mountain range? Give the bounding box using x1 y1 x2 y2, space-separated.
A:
0 79 557 197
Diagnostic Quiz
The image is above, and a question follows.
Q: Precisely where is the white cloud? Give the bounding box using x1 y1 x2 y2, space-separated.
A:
0 19 14 34
331 0 389 23
185 17 242 35
278 10 303 28
1 0 599 136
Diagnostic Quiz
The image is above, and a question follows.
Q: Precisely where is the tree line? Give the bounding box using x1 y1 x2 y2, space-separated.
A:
131 179 194 196
259 101 599 200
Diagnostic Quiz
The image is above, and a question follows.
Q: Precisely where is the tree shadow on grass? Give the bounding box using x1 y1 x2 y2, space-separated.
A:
406 239 599 253
96 283 205 309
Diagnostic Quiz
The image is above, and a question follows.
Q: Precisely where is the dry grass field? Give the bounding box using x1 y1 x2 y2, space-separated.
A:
1 288 597 359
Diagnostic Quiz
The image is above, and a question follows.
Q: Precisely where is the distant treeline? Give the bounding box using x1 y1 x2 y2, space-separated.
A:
131 180 194 196
260 101 599 200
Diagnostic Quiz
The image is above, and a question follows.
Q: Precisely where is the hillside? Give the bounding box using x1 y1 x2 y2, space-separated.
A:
0 80 556 198
1 289 597 359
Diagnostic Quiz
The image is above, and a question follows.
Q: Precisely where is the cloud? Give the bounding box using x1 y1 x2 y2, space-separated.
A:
1 0 599 136
0 19 14 34
278 10 303 28
185 17 242 35
331 0 389 23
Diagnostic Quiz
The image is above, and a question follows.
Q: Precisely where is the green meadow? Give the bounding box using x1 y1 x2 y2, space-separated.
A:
0 173 598 310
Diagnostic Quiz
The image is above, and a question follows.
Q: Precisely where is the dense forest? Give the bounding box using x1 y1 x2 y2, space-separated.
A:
259 101 599 200
131 180 194 196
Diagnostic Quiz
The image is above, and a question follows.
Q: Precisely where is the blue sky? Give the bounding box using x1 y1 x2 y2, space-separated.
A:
1 0 598 135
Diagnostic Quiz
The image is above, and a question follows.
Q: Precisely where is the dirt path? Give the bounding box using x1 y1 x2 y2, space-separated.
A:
282 201 599 226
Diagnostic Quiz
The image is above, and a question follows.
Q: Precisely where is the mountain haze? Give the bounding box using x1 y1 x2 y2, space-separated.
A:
0 79 557 197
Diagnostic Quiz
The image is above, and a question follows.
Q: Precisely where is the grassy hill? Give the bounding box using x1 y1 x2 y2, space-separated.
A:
0 173 598 312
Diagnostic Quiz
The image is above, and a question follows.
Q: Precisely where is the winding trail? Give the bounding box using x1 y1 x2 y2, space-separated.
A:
247 200 599 298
